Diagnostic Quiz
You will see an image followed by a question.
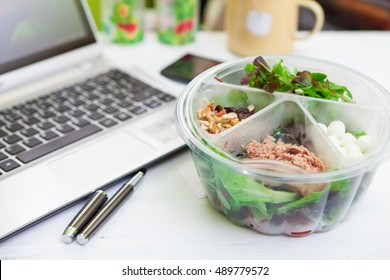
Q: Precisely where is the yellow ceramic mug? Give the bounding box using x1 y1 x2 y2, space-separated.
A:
226 0 324 56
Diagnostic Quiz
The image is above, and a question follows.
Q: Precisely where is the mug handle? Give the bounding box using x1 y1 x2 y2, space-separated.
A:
294 0 325 40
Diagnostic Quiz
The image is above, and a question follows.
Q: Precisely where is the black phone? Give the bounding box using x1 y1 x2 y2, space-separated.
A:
160 54 222 84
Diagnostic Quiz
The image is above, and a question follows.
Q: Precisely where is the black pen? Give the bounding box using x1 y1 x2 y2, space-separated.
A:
76 171 145 245
62 190 108 243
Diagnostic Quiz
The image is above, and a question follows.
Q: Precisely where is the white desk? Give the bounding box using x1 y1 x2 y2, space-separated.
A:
1 31 390 260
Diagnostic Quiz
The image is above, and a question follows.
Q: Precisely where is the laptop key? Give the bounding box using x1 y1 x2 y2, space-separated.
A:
107 70 126 80
4 134 22 145
88 112 104 121
112 92 127 100
16 124 102 164
38 121 54 130
157 92 176 102
85 103 99 111
73 118 90 128
103 106 118 114
143 98 161 109
23 116 40 125
69 98 85 106
129 105 147 115
0 108 13 116
0 151 8 161
38 110 55 119
0 128 7 138
21 127 39 137
0 159 20 172
6 144 26 155
53 115 70 124
56 124 75 134
84 92 99 100
97 82 111 92
37 101 52 111
55 104 71 113
132 91 155 102
69 109 85 118
20 108 38 116
100 98 114 105
114 112 132 121
116 100 133 109
6 123 25 132
41 131 59 141
24 137 43 148
4 113 22 122
80 84 95 92
99 118 117 128
51 96 67 104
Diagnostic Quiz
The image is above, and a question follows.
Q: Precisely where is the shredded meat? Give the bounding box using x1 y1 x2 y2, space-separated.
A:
245 135 327 196
246 135 325 173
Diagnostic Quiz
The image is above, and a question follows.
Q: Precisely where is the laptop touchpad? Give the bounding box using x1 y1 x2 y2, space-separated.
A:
49 131 155 187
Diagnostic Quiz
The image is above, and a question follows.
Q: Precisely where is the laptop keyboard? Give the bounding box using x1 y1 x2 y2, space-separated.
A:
0 69 176 176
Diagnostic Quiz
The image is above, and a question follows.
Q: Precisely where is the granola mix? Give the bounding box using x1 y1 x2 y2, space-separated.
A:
198 100 255 134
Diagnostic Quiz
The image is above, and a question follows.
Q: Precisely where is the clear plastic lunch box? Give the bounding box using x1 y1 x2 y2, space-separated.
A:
175 55 390 236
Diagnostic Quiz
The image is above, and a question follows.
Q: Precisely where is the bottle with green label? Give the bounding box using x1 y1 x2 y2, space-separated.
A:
102 0 144 44
156 0 198 45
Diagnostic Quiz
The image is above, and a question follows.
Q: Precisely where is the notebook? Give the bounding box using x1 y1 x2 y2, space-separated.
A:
0 0 184 242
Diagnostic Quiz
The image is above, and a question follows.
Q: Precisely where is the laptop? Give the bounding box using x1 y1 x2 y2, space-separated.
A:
0 0 185 242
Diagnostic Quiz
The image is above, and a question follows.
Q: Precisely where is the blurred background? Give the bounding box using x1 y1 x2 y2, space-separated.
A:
199 0 390 31
88 0 390 32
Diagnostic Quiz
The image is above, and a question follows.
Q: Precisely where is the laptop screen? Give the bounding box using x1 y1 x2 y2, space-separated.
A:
0 0 96 75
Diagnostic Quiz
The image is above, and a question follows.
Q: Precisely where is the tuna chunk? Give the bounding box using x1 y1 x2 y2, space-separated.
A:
246 135 325 172
245 135 327 196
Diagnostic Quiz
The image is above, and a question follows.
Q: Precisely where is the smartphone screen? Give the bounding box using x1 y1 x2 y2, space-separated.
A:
160 54 222 84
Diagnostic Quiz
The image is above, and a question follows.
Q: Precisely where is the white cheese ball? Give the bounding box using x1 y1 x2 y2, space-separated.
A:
337 146 347 155
328 135 340 147
339 133 357 147
318 122 328 134
347 150 363 158
344 142 363 158
327 121 346 138
357 135 372 153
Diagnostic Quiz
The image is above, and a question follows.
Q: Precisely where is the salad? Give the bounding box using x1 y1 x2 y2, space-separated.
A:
198 100 255 134
241 56 355 103
317 120 372 158
181 55 386 236
198 56 356 135
195 125 367 235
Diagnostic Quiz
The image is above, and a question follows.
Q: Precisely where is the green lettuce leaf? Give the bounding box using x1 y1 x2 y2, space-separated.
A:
214 165 299 218
241 56 355 103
